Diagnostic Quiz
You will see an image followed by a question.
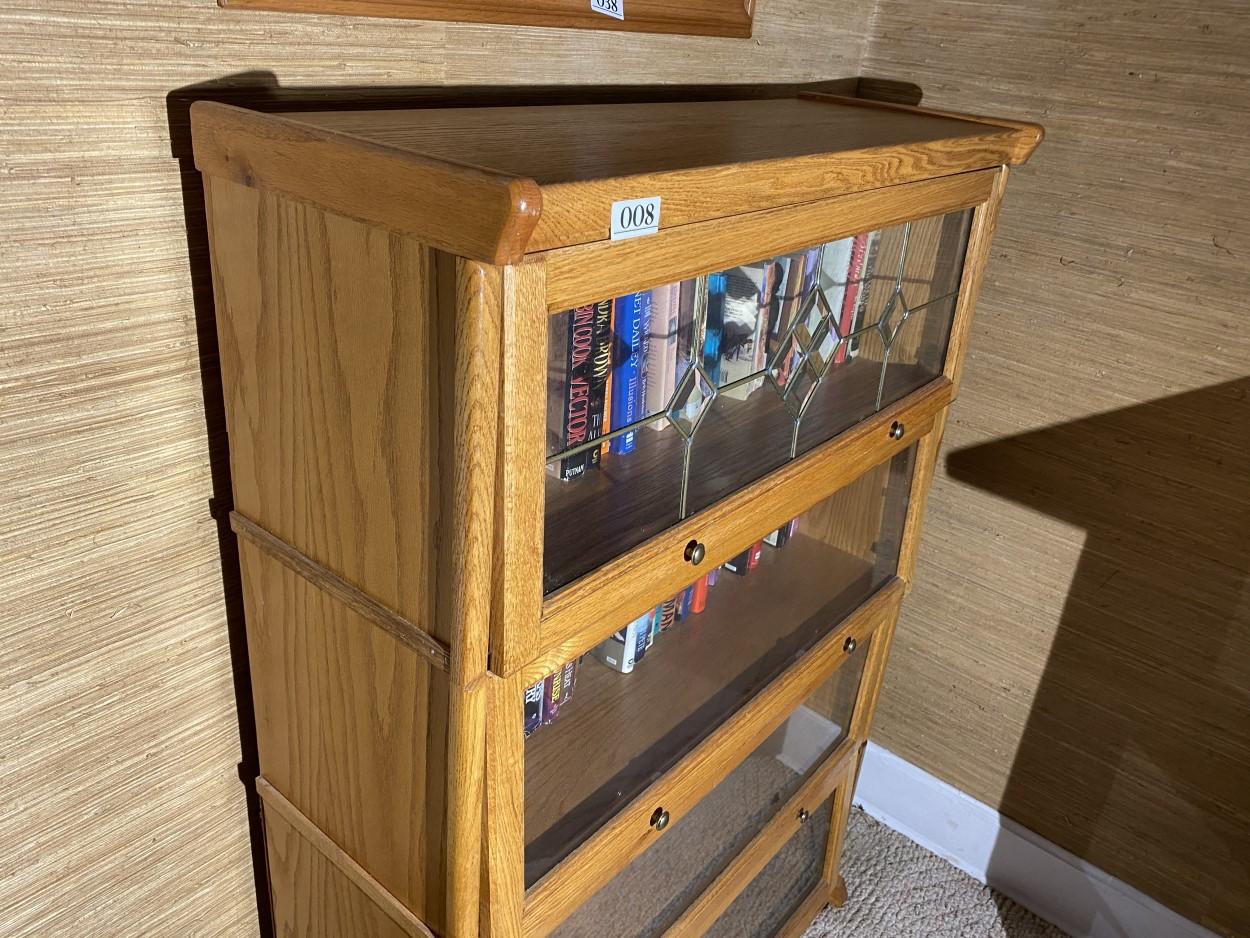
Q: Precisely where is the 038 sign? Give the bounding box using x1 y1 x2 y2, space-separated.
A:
590 0 624 19
610 197 661 240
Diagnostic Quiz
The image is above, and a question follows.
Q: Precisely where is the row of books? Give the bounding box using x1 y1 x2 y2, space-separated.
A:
523 517 799 738
548 231 885 480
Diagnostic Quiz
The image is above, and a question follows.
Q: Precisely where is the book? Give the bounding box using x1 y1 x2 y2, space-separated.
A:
633 609 651 662
588 299 614 463
645 284 681 425
723 548 751 576
676 584 694 620
719 264 768 401
835 234 869 363
609 291 652 455
818 236 854 343
764 523 791 549
554 303 596 480
542 659 578 726
524 679 545 737
848 230 883 357
593 612 651 673
772 254 809 383
676 278 699 389
691 574 709 614
702 273 727 386
658 597 677 631
747 539 764 571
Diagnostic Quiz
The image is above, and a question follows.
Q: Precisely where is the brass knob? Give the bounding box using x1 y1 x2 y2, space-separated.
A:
650 807 670 831
844 636 857 654
890 421 905 440
684 540 706 566
797 808 810 823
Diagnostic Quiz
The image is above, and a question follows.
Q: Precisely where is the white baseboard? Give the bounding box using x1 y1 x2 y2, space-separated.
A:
853 742 1221 938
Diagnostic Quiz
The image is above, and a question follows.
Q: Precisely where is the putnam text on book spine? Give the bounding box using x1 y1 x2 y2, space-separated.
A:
558 303 596 480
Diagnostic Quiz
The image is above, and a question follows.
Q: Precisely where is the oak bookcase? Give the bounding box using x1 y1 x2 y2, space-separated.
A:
192 92 1041 938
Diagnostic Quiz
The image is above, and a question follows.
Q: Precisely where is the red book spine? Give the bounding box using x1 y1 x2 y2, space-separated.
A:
747 540 764 571
691 575 709 614
836 234 868 364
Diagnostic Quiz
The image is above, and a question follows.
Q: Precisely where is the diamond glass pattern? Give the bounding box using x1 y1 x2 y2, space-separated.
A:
783 358 820 418
667 362 716 439
793 289 832 348
806 321 842 376
767 327 803 393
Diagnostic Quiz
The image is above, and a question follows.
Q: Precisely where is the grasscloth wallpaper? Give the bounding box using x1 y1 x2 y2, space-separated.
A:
863 2 1250 935
0 3 869 934
2 0 1247 935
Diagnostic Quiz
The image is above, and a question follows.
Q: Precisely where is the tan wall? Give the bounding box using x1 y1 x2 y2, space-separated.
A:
0 4 869 935
6 0 1248 935
862 2 1250 936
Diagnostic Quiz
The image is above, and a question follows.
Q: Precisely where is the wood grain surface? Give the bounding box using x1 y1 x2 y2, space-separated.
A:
218 0 756 39
522 580 904 936
0 1 872 933
861 3 1250 935
258 778 436 938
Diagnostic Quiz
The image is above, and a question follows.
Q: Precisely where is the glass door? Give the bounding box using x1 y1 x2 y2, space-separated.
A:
543 208 970 593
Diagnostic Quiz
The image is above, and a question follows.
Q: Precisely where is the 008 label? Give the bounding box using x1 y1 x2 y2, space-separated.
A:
590 0 624 19
610 197 661 240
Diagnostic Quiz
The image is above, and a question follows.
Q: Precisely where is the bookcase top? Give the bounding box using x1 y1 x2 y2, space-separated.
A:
192 93 1042 264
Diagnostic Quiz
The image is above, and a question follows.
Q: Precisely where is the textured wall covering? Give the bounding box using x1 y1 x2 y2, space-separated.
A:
0 4 869 935
4 0 1248 934
862 3 1250 935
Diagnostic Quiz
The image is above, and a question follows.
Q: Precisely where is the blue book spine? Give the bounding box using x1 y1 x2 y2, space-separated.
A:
703 273 727 385
610 291 651 455
633 613 650 662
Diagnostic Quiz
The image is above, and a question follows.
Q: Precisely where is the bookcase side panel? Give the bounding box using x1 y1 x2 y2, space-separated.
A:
240 539 451 934
264 805 416 938
203 174 443 643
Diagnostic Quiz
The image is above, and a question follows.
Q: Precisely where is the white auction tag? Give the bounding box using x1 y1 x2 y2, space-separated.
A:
610 196 661 240
590 0 624 20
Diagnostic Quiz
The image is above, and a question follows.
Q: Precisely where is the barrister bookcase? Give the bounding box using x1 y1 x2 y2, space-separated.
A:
192 91 1041 938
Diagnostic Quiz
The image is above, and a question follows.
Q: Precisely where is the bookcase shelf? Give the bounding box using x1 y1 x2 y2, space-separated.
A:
526 534 879 885
543 356 936 594
193 89 1040 938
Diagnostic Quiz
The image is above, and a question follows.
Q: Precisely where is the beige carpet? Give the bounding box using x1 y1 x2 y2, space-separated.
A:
805 809 1068 938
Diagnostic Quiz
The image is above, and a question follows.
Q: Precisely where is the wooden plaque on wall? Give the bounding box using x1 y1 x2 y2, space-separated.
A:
218 0 755 37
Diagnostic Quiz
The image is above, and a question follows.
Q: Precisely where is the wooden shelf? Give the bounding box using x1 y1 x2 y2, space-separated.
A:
524 533 877 886
543 358 931 593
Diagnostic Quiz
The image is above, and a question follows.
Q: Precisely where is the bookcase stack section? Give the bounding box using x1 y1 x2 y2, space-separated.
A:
193 91 1041 938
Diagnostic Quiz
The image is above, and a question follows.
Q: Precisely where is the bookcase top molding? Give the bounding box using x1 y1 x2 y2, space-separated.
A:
191 92 1042 264
218 0 757 37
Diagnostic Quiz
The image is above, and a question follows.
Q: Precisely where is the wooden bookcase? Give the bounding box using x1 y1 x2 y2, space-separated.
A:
192 92 1041 938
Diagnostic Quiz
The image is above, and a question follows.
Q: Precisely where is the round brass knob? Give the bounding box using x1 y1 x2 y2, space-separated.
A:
844 636 857 654
797 808 810 823
684 540 706 566
890 421 905 440
650 807 670 831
